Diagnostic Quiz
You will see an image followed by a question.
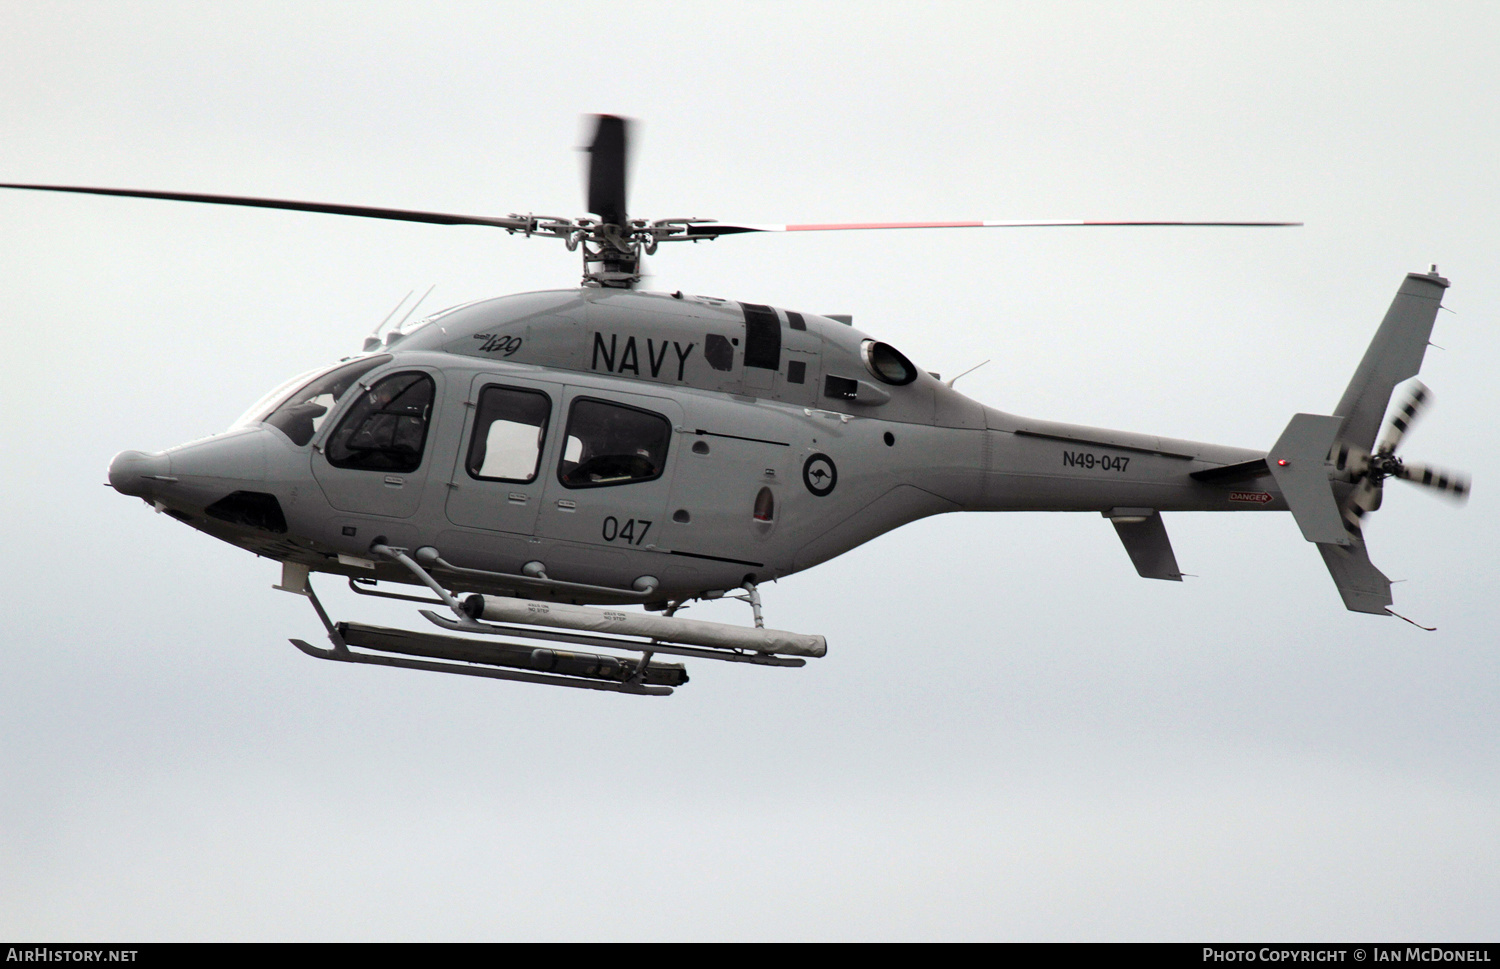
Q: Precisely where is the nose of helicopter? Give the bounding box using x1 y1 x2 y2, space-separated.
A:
108 449 172 498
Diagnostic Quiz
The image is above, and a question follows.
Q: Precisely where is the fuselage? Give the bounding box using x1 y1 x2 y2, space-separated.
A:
109 288 1283 604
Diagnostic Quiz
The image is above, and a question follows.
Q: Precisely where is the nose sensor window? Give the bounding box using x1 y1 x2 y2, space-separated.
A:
861 340 918 386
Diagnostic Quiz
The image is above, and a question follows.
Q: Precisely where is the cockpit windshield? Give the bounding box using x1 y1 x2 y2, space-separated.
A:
229 366 325 431
234 355 392 445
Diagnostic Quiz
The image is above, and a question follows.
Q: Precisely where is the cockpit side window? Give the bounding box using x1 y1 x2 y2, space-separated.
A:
466 385 551 482
325 371 435 473
557 397 670 488
262 355 392 446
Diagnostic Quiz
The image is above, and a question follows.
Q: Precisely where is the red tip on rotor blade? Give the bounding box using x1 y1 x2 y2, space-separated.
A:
783 221 987 231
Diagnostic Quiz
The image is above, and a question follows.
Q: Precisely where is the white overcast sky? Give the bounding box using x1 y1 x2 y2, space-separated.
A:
2 0 1498 941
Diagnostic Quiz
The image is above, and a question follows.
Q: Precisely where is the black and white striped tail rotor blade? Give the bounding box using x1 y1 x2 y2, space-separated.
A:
1395 462 1471 502
1331 442 1372 476
1342 476 1383 535
1377 380 1430 455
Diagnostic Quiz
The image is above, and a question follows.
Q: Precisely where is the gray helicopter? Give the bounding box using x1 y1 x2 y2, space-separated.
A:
3 116 1469 696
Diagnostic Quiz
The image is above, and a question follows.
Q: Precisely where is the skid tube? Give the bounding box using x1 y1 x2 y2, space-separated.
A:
290 579 679 695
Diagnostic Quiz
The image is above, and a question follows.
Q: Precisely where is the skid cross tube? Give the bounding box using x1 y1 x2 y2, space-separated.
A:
371 543 469 620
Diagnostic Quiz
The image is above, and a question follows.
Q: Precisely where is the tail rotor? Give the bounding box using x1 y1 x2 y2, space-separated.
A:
1333 380 1470 537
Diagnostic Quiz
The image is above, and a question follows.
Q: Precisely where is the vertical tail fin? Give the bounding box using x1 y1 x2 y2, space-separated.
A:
1317 538 1393 615
1332 271 1448 451
1277 270 1450 615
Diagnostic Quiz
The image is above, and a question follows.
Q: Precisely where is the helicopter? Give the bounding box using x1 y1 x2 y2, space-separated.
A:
3 115 1470 696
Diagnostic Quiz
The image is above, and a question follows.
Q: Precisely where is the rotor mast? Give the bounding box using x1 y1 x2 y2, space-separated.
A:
580 115 638 288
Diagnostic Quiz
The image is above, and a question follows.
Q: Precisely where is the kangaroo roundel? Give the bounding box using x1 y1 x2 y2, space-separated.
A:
803 453 838 497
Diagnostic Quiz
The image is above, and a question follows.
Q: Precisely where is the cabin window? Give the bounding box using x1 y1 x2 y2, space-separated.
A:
466 386 551 482
261 355 392 446
558 397 670 488
325 371 435 473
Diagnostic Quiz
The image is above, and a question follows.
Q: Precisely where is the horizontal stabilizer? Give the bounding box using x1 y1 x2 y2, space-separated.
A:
1317 539 1392 615
1106 508 1183 581
1268 413 1350 546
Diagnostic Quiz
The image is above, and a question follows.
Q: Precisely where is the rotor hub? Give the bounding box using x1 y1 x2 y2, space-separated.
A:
1370 452 1404 481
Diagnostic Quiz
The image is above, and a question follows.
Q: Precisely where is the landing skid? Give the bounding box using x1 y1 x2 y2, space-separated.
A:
290 578 680 694
279 549 821 696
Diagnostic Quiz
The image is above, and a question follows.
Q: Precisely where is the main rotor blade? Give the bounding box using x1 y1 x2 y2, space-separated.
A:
681 218 1302 238
0 182 532 230
1376 380 1430 455
1395 462 1471 501
586 114 629 228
